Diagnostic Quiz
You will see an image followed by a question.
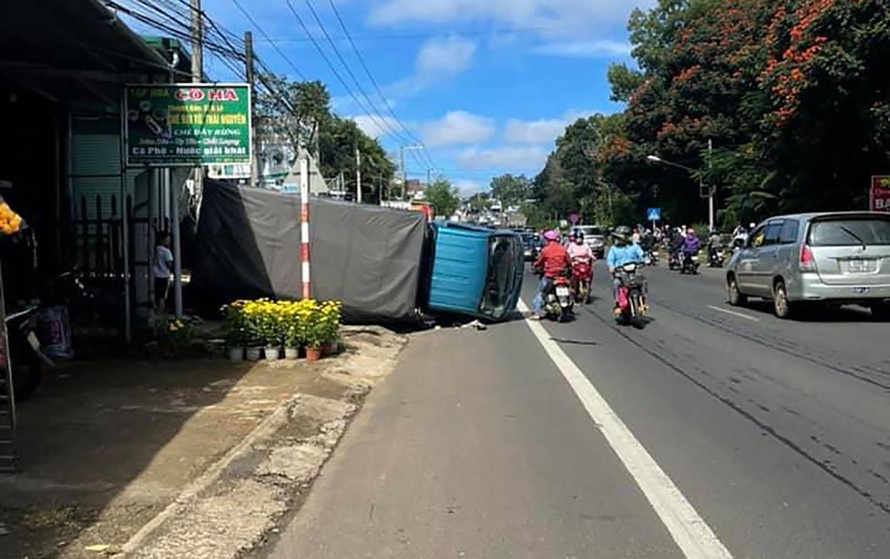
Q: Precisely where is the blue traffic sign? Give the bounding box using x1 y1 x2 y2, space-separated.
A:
646 207 662 222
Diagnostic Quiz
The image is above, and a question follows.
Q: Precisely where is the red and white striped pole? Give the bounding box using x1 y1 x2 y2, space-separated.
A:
300 157 311 300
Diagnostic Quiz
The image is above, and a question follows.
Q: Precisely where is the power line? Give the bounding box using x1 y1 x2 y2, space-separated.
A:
252 24 581 44
285 0 411 149
323 0 437 170
302 0 414 146
229 0 308 81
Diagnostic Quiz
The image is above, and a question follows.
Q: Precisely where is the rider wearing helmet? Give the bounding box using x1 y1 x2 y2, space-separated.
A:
607 225 646 313
532 229 572 319
567 230 594 261
683 226 701 255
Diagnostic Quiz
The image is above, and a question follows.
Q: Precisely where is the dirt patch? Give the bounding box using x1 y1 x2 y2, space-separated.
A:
0 326 407 559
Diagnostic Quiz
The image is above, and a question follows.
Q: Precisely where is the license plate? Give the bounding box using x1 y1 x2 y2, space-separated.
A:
853 286 871 295
691 255 699 262
556 286 570 297
847 259 875 273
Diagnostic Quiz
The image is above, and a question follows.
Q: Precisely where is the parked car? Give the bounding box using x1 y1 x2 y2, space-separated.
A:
726 212 890 319
575 225 606 258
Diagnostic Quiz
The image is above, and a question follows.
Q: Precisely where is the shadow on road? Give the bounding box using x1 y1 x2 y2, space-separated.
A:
738 300 889 324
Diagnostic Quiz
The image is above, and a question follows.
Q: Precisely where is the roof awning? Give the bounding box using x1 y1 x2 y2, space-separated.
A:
0 0 190 108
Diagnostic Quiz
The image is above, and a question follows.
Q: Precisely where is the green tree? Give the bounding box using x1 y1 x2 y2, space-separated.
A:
489 174 532 208
425 178 460 218
256 75 330 150
256 74 395 201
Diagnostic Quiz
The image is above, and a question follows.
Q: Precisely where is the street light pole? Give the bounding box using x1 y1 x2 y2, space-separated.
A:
707 139 714 232
647 154 714 231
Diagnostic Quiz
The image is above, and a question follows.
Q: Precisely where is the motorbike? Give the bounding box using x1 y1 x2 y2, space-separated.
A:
707 245 725 268
681 252 700 274
613 262 648 327
544 275 574 322
571 256 593 305
647 249 659 266
1 304 51 402
668 249 682 271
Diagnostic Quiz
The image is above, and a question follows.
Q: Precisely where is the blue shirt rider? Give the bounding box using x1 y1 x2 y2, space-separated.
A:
607 225 645 314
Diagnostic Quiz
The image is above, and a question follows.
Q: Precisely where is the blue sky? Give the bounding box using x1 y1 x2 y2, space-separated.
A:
137 0 652 194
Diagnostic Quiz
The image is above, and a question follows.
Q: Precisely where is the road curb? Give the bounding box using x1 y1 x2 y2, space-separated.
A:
118 393 299 555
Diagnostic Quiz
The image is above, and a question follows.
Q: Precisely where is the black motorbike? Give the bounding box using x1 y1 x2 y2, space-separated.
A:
680 252 700 275
668 249 682 271
707 244 725 268
2 304 49 401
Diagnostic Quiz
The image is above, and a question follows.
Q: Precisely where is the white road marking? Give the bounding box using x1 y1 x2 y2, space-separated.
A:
517 300 733 559
707 305 760 322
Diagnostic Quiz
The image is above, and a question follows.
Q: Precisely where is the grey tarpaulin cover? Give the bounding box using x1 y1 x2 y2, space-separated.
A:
191 181 427 322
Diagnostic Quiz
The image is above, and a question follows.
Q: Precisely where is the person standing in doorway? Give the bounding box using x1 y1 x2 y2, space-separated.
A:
153 231 174 313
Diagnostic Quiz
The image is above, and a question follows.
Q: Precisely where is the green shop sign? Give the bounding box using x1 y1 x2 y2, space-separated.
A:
124 84 252 167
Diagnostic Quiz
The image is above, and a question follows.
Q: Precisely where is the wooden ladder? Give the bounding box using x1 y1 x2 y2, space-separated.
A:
0 262 19 473
0 373 17 473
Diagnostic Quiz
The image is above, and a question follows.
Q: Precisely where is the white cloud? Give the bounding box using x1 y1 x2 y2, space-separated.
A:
456 146 549 171
350 115 401 139
454 179 486 196
368 0 654 37
389 36 478 96
416 36 477 76
532 39 632 58
504 109 599 144
420 111 495 147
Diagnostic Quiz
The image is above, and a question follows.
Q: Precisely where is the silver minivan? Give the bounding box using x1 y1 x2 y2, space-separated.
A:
726 212 890 318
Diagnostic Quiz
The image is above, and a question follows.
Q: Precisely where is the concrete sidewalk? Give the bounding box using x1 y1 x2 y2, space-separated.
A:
0 327 405 559
264 321 681 558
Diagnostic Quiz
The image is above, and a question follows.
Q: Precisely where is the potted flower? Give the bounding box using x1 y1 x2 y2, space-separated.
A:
242 300 265 361
259 300 282 361
319 301 342 355
222 301 246 362
300 300 325 362
282 302 300 360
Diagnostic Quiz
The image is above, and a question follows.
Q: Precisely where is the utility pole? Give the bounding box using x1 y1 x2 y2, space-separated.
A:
355 145 362 203
399 146 406 201
171 0 202 318
245 31 258 187
707 138 714 232
427 168 432 187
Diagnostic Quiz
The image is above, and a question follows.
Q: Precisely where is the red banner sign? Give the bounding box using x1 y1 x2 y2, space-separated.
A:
871 176 890 212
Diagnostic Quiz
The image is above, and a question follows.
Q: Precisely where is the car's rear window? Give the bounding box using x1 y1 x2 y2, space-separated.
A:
807 217 890 246
577 227 603 236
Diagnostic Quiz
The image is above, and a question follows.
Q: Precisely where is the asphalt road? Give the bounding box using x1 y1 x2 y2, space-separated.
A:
267 261 890 558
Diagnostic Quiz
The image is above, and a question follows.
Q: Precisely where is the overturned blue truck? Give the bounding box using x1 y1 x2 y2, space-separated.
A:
190 181 524 323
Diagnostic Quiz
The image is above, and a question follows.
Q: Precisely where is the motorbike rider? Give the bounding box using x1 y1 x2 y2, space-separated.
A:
707 228 721 260
683 227 701 258
607 225 646 315
567 230 594 261
668 227 685 261
532 229 572 320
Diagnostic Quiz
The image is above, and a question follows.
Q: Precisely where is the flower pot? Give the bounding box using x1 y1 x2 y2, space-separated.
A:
245 347 263 361
228 347 245 362
264 346 281 361
283 347 299 360
305 347 323 362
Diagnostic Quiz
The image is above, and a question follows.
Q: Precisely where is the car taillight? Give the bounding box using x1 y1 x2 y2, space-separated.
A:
800 244 816 272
